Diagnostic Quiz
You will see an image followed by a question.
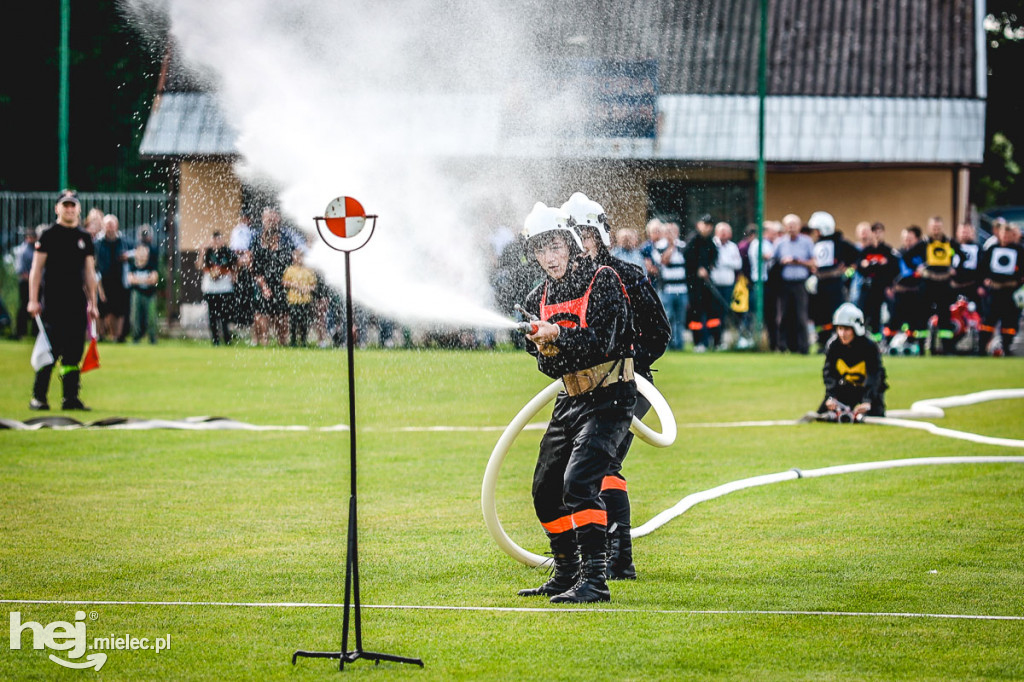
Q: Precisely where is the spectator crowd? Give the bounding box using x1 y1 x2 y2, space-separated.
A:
7 206 161 345
7 201 1022 357
554 211 1022 357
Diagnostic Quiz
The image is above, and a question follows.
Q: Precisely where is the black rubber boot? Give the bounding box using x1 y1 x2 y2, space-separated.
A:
31 364 53 410
978 330 993 356
518 532 579 597
1001 333 1016 357
61 369 90 411
606 524 637 581
550 551 610 603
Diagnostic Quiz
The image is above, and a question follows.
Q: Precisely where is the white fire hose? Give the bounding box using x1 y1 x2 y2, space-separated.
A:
481 375 676 567
483 385 1023 567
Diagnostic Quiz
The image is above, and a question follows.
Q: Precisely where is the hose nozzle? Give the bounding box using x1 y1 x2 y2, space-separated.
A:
515 321 539 334
513 304 540 335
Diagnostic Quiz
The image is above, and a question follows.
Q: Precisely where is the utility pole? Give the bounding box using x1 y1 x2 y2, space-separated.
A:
58 0 70 189
753 0 768 342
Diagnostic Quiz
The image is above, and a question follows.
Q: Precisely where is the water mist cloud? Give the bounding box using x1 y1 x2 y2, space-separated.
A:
124 0 581 329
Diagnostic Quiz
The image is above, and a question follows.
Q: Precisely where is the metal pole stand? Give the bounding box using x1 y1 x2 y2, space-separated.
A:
293 203 424 671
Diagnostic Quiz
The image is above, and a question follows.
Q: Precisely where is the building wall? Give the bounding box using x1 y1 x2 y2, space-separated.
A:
177 160 242 304
589 164 957 243
178 159 241 249
765 168 956 241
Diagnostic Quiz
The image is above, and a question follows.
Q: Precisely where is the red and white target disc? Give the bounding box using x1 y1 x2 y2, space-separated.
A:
323 196 366 239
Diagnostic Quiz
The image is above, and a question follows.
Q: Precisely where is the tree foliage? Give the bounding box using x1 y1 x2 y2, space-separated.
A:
0 0 164 191
976 0 1024 209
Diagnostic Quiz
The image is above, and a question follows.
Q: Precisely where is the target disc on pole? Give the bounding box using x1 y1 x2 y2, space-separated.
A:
324 196 366 238
317 196 371 251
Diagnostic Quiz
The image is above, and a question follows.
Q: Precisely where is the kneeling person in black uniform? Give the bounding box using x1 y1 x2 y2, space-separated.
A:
818 303 887 421
561 191 670 580
517 202 637 604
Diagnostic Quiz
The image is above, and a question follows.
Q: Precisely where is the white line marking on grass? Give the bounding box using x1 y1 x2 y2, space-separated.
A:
0 599 1020 621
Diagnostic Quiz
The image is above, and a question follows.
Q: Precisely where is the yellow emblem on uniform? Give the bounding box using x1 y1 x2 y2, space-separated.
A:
836 359 866 385
926 241 953 267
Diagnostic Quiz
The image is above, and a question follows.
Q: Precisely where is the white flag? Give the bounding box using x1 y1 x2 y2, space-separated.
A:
30 316 53 371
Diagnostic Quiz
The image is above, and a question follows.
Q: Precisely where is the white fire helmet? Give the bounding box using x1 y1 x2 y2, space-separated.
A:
522 202 582 251
832 302 866 336
560 192 610 246
808 211 836 237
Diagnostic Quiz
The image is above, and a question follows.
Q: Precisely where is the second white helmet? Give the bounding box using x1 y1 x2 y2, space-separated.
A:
832 302 866 336
808 211 836 237
561 192 610 247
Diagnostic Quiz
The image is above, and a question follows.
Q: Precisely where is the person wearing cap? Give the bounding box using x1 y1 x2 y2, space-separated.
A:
683 215 719 351
517 202 636 604
807 211 861 352
818 303 888 420
561 191 670 581
26 190 98 410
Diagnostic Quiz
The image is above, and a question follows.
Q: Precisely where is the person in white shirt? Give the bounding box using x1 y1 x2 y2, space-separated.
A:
710 222 742 348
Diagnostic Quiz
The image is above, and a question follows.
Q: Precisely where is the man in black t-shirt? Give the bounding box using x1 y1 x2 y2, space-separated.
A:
27 190 99 410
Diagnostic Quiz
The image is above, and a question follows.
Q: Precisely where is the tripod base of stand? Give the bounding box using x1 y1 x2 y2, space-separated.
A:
293 648 424 670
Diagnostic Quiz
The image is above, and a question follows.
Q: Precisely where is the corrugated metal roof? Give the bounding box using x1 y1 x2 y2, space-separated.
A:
158 0 979 98
529 0 978 97
141 0 984 161
139 92 238 157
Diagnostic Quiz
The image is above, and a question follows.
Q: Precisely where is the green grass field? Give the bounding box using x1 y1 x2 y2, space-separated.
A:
1 340 1022 680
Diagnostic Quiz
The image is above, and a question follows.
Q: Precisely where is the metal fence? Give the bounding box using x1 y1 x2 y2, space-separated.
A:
0 191 170 255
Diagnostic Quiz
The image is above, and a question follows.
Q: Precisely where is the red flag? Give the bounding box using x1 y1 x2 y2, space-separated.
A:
81 320 100 373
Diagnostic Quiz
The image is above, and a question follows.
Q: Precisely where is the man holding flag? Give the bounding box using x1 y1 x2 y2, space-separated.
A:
27 190 99 410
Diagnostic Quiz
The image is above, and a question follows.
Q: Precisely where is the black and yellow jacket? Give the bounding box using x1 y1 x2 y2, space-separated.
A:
822 334 886 408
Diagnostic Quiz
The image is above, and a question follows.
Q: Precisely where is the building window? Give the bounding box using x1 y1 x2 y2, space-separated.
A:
647 179 753 235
